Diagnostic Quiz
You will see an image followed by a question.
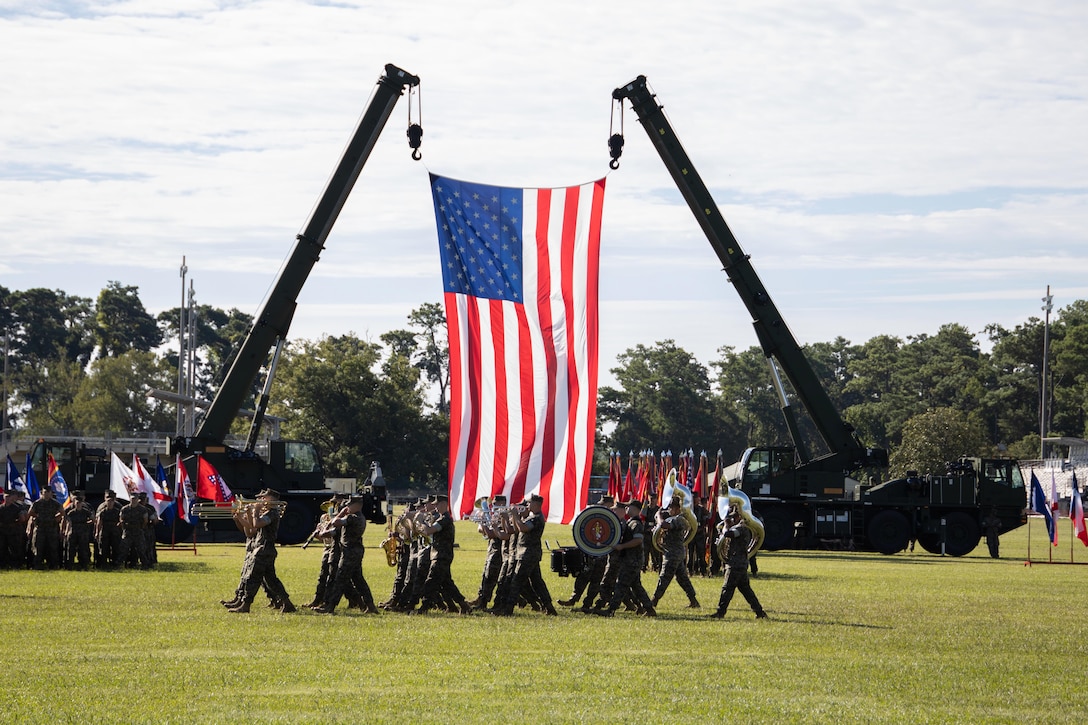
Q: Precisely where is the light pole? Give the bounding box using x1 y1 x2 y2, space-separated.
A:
1040 286 1053 460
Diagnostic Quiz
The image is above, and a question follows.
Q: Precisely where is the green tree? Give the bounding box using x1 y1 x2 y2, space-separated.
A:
6 288 95 368
984 318 1044 446
157 304 255 400
711 345 787 451
271 334 447 485
383 303 450 414
94 281 161 357
599 340 740 456
69 350 175 432
14 357 86 432
888 407 988 477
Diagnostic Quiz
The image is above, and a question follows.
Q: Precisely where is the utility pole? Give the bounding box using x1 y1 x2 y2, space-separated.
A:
177 256 187 436
1040 286 1053 460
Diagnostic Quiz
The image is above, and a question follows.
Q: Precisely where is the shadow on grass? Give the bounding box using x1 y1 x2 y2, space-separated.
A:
150 561 213 573
771 551 940 565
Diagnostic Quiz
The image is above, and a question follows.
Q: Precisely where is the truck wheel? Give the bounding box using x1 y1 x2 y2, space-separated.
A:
278 501 317 545
867 510 910 555
916 532 942 555
943 511 981 557
760 508 795 551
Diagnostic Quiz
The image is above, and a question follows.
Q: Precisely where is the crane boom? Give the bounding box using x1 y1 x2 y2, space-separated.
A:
612 75 881 472
197 63 420 441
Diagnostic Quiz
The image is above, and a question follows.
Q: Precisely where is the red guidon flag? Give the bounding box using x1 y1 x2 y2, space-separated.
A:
196 456 234 503
430 174 605 524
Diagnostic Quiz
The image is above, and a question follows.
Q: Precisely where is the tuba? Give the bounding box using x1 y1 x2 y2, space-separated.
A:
653 469 699 552
715 484 765 559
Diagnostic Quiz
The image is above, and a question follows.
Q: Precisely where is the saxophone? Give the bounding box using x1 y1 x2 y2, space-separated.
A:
379 508 401 567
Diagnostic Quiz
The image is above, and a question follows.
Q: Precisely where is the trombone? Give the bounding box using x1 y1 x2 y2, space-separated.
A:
190 497 288 519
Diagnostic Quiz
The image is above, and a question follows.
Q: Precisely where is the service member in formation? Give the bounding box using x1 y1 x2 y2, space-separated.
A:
225 489 296 614
597 499 656 617
466 494 507 611
495 494 557 617
28 485 63 569
0 490 30 569
312 495 379 614
650 497 701 609
415 494 471 615
118 492 151 569
709 506 767 620
63 491 94 569
559 495 614 609
140 492 159 566
305 493 345 609
95 490 122 568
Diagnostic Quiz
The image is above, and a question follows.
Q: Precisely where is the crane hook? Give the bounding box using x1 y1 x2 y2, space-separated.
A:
407 123 423 161
608 133 624 170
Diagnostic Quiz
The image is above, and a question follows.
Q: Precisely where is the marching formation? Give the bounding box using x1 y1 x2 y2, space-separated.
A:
216 478 768 622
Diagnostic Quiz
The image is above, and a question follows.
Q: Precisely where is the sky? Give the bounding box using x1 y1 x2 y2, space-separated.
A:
3 0 1087 390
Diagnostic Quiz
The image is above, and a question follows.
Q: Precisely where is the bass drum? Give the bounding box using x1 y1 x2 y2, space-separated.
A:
571 505 623 557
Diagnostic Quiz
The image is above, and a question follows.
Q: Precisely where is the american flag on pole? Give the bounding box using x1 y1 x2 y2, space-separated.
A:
430 174 605 524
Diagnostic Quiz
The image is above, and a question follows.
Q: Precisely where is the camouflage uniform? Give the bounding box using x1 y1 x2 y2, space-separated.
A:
95 498 122 567
320 508 376 612
118 499 151 568
0 494 29 568
603 512 655 616
307 511 336 607
419 508 468 613
650 510 700 607
496 506 555 616
711 519 766 619
28 495 63 569
64 499 94 569
236 507 291 609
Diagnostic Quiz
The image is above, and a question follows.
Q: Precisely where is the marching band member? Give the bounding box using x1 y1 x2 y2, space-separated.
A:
493 494 556 617
224 489 296 614
708 506 767 620
649 497 701 609
466 494 506 611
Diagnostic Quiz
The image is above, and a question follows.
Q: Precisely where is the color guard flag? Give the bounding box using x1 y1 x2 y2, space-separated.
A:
196 456 234 503
25 452 41 501
430 174 605 524
1071 471 1088 547
6 455 27 497
176 455 195 523
134 454 172 516
46 453 70 508
1030 472 1056 546
109 452 137 501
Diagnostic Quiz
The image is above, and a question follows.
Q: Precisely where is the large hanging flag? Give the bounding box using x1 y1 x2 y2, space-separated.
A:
109 452 137 501
6 455 28 497
175 455 195 523
24 452 41 501
1029 472 1056 546
1070 471 1088 547
430 174 605 524
196 456 233 503
46 453 70 508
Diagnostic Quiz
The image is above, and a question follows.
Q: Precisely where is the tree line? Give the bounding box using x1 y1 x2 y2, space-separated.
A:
3 283 1083 484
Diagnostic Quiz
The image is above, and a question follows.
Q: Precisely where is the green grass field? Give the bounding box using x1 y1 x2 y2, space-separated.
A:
2 517 1085 724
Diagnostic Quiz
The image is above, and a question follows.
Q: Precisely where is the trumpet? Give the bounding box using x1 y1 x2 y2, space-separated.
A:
190 498 288 519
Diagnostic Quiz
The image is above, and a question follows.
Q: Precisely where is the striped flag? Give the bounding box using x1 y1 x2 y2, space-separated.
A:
430 174 605 524
1071 471 1088 547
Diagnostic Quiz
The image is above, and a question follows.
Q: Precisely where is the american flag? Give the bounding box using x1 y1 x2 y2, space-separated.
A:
430 173 605 524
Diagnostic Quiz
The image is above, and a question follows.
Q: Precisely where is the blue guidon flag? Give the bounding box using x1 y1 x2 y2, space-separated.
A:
430 174 606 524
